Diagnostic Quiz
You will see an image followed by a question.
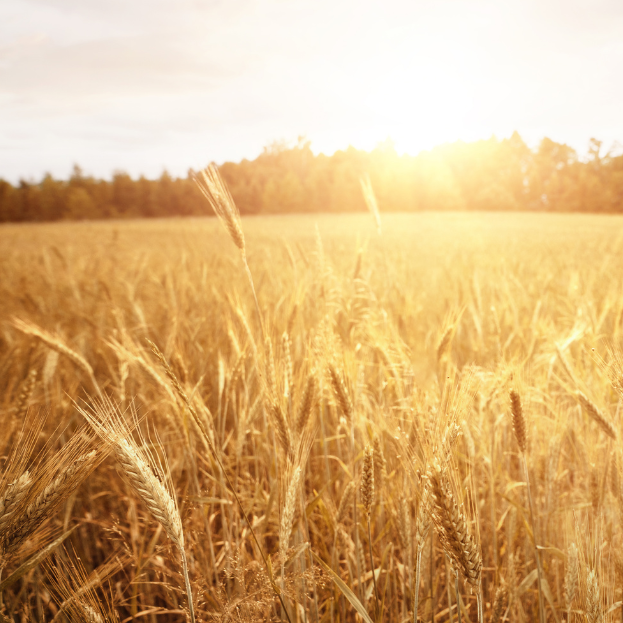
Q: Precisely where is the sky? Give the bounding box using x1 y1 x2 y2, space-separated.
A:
1 0 623 182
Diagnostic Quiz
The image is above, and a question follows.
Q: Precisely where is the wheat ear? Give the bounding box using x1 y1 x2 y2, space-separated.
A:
509 389 527 453
280 465 303 567
576 391 617 440
491 586 508 623
14 369 37 421
328 365 353 426
12 318 102 398
427 466 482 588
0 473 31 539
564 543 578 621
361 445 379 618
194 164 265 340
336 481 356 526
360 174 382 235
2 432 100 556
372 435 387 492
295 375 316 438
4 453 97 555
77 399 195 623
586 568 601 623
267 401 293 461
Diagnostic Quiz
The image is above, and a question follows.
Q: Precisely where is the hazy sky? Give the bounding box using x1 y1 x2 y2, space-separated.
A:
2 0 623 181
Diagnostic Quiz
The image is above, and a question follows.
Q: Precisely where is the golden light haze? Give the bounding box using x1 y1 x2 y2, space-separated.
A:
1 0 623 180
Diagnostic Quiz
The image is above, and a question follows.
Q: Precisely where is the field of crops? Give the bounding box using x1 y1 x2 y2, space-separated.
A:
2 206 623 622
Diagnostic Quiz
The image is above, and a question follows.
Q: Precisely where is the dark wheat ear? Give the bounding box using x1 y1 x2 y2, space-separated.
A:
509 389 527 453
360 445 374 519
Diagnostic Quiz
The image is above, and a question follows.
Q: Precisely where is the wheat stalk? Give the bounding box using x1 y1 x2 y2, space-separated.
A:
2 432 100 556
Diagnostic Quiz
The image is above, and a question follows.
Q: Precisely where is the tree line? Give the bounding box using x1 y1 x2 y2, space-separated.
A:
2 133 623 222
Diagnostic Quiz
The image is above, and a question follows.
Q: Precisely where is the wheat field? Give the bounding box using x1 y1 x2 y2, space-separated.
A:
2 205 623 622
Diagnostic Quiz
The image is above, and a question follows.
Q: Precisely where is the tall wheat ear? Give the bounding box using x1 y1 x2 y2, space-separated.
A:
193 164 265 341
76 397 196 623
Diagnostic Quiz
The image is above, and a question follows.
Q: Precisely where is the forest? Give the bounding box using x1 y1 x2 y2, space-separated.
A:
1 132 623 222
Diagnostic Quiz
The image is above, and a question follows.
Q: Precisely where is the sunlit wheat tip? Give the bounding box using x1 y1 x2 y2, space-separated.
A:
194 164 245 251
